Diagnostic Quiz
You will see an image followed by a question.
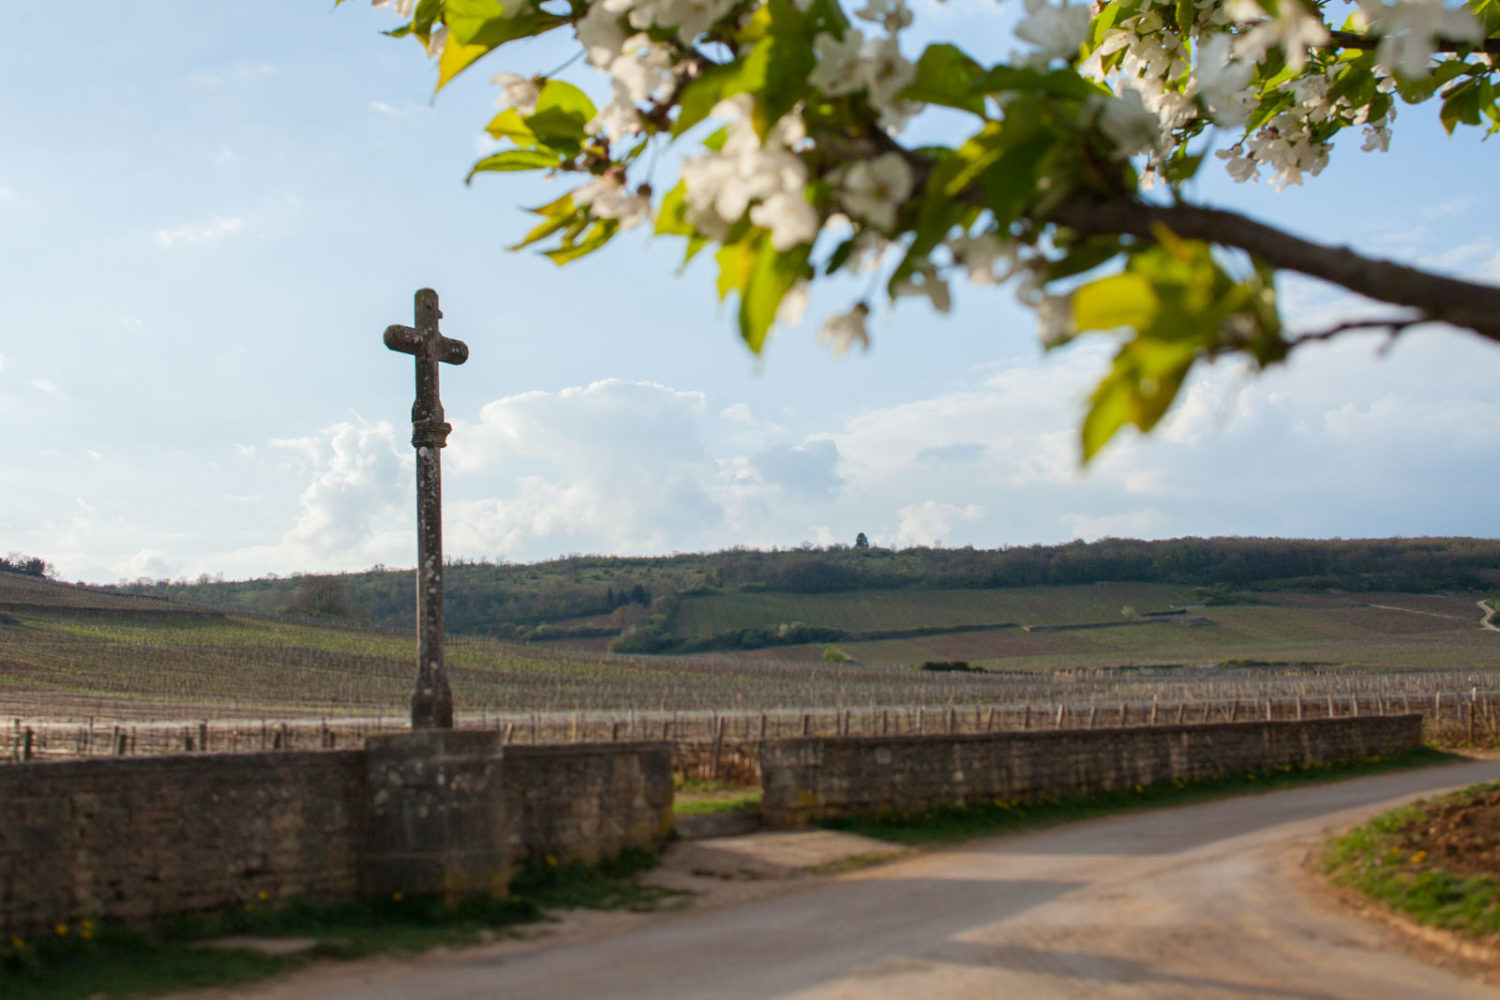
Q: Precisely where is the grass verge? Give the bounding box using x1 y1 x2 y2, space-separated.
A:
1318 781 1500 941
674 791 762 816
821 746 1460 844
0 849 675 1000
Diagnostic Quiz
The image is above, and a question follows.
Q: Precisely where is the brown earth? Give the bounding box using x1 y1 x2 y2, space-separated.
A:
1397 786 1500 878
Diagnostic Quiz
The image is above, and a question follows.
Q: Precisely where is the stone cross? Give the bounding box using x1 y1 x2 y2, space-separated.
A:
384 288 468 729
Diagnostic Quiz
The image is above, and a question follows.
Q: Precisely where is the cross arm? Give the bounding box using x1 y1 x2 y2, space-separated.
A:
383 324 470 365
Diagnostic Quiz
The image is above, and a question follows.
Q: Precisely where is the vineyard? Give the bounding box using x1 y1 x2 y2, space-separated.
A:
3 571 1500 774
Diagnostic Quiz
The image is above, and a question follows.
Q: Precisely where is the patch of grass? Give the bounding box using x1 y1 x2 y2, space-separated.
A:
674 791 762 816
1318 781 1500 940
0 850 673 1000
509 848 683 912
821 746 1460 845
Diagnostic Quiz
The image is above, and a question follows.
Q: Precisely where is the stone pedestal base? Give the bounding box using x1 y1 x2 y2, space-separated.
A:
364 730 508 900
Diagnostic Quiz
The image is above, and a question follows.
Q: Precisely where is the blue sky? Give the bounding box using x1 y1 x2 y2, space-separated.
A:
3 2 1499 584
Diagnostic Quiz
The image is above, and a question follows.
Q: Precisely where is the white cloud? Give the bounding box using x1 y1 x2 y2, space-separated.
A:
895 500 985 547
279 421 409 560
154 215 245 249
446 379 724 558
372 100 424 118
122 549 175 581
1064 507 1170 541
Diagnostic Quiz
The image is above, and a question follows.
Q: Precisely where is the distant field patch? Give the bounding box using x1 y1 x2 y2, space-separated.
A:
675 584 1196 640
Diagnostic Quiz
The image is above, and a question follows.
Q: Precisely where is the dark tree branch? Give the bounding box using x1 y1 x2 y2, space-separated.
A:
1325 29 1500 56
1046 198 1500 344
1287 315 1425 347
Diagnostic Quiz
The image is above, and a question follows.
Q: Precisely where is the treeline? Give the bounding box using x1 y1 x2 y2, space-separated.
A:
0 553 52 578
103 536 1500 636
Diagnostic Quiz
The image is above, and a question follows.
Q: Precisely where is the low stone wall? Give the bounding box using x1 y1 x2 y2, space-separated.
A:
1 738 674 938
0 751 366 938
760 714 1424 827
501 743 674 865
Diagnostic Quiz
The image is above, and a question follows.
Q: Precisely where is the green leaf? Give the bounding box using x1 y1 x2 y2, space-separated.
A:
485 108 539 147
545 219 620 264
437 2 568 91
674 64 736 136
906 44 987 115
467 149 563 181
1441 78 1482 133
522 81 597 156
1073 272 1158 332
531 79 597 125
1081 336 1196 460
716 239 757 301
824 237 857 276
655 181 695 237
438 39 493 92
978 134 1054 225
975 65 1103 101
739 239 811 353
509 193 578 250
510 211 578 251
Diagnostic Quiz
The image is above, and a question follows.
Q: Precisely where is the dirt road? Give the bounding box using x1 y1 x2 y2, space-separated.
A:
196 759 1500 1000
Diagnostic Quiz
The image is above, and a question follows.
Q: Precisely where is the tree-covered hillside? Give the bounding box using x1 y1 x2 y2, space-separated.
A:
103 536 1500 645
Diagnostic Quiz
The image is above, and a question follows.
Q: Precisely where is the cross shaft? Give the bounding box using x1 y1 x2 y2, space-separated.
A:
384 288 468 730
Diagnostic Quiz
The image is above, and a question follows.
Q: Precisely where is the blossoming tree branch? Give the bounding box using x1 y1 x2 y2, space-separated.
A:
354 0 1500 458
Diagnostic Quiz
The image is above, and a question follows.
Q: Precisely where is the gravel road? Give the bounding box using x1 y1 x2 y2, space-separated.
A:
194 758 1500 1000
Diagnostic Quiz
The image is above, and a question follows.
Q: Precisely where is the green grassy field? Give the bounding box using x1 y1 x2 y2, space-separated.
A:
674 582 1200 637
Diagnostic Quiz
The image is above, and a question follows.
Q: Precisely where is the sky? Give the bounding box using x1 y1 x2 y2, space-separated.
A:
2 2 1499 585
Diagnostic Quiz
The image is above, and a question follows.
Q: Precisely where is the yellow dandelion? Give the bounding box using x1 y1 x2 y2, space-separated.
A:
256 890 269 902
10 936 24 950
54 924 68 936
545 855 558 867
392 892 404 902
1412 850 1428 864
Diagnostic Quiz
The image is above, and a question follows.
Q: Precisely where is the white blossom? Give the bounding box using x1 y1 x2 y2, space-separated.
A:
573 175 651 229
1216 144 1260 183
1358 0 1482 77
1191 35 1255 127
855 0 914 35
1231 0 1329 73
863 37 918 108
426 23 448 59
491 73 541 116
892 263 952 313
1015 2 1091 64
947 233 1017 285
372 0 416 18
777 280 810 327
1362 120 1393 152
809 30 868 96
750 191 820 250
818 304 871 357
833 152 914 232
577 2 628 68
1037 294 1076 348
1096 89 1161 159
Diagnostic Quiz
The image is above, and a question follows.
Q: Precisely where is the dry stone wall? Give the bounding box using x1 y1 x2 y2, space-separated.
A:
0 751 366 938
0 739 673 939
760 715 1424 827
